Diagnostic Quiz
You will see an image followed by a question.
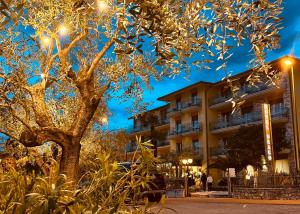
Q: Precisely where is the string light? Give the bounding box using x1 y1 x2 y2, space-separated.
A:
101 115 108 124
58 25 68 36
97 0 108 11
41 36 50 47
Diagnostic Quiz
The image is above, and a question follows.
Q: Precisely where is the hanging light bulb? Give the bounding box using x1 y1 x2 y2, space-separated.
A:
58 25 68 36
97 0 108 11
41 36 50 47
101 115 108 124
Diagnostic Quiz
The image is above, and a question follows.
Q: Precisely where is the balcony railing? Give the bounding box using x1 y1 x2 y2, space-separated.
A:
155 118 170 127
234 174 300 188
128 125 150 134
167 97 201 115
210 104 288 131
210 147 226 156
157 141 170 147
168 122 201 137
182 98 201 110
209 84 276 106
126 144 138 153
126 141 170 153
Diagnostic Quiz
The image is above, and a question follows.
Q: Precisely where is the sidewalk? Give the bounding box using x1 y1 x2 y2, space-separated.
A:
171 196 300 205
191 191 229 198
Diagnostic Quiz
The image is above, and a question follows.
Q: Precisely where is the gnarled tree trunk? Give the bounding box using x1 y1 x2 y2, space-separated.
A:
60 142 81 181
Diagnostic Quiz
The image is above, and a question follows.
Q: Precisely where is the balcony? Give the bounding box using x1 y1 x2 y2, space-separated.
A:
210 104 288 134
167 97 201 117
126 144 138 153
210 147 226 158
168 122 202 139
128 125 150 135
126 141 170 153
181 98 201 112
155 118 170 129
157 141 170 147
209 84 282 109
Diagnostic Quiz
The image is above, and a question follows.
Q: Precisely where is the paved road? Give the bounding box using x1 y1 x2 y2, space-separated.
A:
151 198 300 214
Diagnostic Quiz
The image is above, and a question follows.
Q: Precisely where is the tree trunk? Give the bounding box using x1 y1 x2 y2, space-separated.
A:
60 143 81 181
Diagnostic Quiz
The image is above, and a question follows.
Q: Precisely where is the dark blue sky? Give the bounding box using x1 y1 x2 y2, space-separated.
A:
108 0 300 131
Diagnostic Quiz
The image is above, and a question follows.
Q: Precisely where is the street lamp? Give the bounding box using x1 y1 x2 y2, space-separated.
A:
181 158 193 197
283 57 300 171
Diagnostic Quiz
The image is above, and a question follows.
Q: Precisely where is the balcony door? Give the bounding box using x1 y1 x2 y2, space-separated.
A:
192 115 199 130
191 92 198 105
176 98 182 110
176 142 182 153
176 120 182 133
192 139 200 153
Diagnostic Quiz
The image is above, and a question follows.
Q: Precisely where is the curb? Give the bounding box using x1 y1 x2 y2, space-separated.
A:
166 197 300 205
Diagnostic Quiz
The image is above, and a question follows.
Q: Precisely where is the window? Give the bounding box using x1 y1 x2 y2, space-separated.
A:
176 120 182 133
192 140 200 153
176 98 181 110
221 112 231 122
191 115 199 130
241 106 253 122
192 92 198 104
160 109 167 121
176 142 182 153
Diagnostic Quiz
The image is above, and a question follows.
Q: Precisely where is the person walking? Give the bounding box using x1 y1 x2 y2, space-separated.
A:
201 173 207 191
207 175 213 191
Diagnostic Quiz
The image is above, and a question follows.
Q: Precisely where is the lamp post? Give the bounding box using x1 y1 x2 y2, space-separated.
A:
181 158 193 197
284 57 300 171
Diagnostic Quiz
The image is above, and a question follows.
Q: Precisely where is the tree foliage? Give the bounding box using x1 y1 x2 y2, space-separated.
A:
0 0 283 178
210 124 289 172
0 140 161 213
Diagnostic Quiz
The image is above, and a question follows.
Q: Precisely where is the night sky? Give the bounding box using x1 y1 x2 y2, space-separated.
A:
107 0 300 131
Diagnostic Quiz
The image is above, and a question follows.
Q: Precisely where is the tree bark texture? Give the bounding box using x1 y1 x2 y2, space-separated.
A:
60 143 81 181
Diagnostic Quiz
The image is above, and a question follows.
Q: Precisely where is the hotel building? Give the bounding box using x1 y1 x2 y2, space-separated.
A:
126 56 300 179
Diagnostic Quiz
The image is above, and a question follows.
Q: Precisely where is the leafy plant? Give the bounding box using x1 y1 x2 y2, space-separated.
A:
0 139 164 213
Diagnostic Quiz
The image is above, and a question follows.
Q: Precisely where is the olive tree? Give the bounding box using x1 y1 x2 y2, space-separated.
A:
0 0 282 180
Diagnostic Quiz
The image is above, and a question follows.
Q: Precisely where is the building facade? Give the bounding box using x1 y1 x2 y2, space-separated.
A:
126 56 300 181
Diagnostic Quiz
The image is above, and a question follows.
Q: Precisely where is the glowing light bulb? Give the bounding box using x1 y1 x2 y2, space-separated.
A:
41 73 45 79
98 0 108 10
284 59 293 66
101 115 108 124
41 37 50 47
58 25 68 36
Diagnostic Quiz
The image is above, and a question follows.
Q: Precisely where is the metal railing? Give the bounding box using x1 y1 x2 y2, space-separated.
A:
210 104 288 131
210 147 226 156
126 144 138 153
168 122 201 137
234 174 300 188
126 141 170 153
181 98 201 110
209 84 276 106
167 97 201 114
127 125 151 133
156 118 170 127
157 141 170 147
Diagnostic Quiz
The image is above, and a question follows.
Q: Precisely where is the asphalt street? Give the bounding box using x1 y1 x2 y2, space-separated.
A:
150 198 300 214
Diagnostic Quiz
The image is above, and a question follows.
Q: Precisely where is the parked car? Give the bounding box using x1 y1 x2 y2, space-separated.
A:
118 162 166 202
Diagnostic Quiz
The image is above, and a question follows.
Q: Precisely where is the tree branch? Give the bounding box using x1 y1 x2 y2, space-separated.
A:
85 28 120 80
61 29 88 57
0 129 19 141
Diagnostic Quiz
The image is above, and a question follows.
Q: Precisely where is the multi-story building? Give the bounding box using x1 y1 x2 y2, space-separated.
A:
126 56 300 180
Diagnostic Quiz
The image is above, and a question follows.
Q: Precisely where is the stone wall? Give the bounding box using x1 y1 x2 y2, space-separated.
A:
233 187 300 200
281 72 298 174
